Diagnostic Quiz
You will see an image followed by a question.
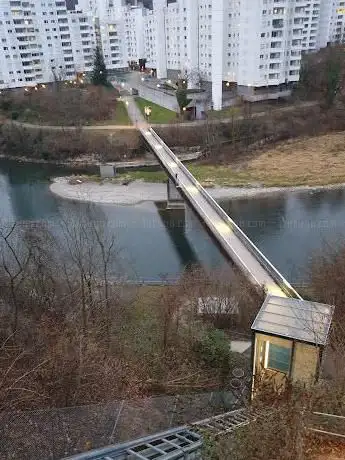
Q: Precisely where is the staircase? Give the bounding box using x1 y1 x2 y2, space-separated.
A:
191 408 252 437
64 428 202 460
63 409 255 459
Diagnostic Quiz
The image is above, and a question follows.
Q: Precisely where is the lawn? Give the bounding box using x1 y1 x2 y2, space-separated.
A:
120 164 251 187
95 100 132 125
135 97 177 124
118 131 345 187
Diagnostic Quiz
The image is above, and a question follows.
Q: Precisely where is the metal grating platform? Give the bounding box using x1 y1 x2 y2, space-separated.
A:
64 428 202 460
63 409 255 459
191 408 251 437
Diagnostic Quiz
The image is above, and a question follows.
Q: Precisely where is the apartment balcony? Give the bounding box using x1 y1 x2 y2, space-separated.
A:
295 7 305 14
269 55 282 61
272 19 284 29
289 60 301 67
15 32 36 39
272 7 285 16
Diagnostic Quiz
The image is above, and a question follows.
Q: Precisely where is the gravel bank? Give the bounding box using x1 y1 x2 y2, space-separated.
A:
50 177 345 206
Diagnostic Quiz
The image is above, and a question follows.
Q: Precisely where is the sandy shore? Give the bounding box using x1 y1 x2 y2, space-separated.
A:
50 177 345 206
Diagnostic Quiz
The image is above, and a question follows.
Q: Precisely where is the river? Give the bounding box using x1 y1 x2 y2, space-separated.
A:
0 158 344 285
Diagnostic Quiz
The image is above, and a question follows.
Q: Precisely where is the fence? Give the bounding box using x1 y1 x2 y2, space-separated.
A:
0 391 241 460
309 412 345 439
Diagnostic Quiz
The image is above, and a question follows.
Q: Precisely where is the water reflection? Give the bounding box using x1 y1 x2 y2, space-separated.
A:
156 204 199 269
1 158 345 284
224 190 345 284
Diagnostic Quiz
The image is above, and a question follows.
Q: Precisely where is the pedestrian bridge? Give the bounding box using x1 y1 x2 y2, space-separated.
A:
140 127 301 300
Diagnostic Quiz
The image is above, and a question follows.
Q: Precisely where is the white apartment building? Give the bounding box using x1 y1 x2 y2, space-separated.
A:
139 0 329 109
0 0 97 89
328 1 345 42
0 0 345 110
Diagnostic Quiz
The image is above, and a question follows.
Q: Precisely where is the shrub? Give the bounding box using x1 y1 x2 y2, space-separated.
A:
194 328 230 369
0 98 13 111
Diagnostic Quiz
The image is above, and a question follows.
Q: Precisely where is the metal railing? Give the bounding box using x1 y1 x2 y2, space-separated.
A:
147 128 302 300
63 427 202 460
309 412 345 439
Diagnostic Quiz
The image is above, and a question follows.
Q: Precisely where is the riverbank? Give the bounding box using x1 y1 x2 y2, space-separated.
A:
50 176 345 206
121 130 345 187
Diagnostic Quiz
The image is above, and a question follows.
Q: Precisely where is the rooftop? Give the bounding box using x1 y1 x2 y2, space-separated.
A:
251 295 334 346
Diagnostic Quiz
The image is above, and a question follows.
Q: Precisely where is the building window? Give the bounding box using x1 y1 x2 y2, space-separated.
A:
266 343 291 374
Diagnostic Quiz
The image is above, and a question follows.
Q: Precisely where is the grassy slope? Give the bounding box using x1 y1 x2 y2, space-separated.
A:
95 101 132 125
135 97 177 124
120 131 345 187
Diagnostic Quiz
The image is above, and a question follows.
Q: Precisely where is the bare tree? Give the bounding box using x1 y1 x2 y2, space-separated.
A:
0 222 34 332
51 65 67 92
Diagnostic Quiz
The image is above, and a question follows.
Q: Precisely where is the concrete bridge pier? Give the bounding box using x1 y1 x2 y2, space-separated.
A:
167 178 184 209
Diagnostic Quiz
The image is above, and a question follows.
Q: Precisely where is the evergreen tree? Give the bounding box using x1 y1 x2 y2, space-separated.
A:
91 46 108 86
176 88 192 114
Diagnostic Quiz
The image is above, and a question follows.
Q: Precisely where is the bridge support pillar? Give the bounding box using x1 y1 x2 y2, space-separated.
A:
167 178 184 209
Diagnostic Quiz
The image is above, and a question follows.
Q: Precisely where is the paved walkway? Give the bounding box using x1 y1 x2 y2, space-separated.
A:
7 119 137 131
142 128 301 298
123 95 147 128
3 101 318 132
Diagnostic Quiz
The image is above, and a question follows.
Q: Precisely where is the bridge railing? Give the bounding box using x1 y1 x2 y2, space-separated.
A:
148 128 302 300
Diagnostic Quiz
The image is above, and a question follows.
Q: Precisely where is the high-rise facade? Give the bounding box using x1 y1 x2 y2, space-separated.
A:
0 0 96 88
0 1 344 110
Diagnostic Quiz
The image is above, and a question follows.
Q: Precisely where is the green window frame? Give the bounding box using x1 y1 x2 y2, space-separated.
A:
267 343 291 374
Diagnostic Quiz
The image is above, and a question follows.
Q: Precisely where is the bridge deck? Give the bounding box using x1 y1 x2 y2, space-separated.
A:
141 127 301 299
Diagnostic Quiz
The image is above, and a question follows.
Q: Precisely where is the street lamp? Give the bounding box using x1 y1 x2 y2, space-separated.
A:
144 105 152 122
